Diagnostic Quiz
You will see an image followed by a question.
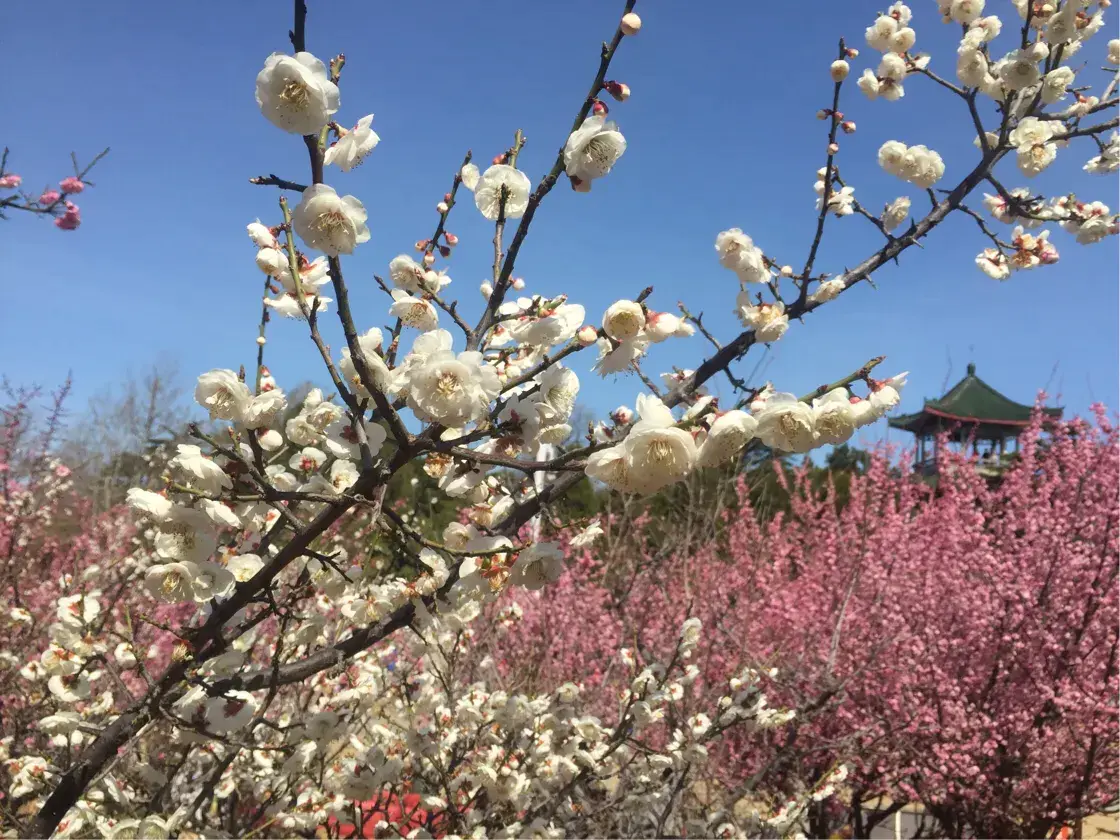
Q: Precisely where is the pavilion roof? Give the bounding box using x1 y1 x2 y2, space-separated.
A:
888 363 1062 435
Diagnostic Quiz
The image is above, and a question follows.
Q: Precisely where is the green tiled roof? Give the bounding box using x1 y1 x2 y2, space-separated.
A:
889 363 1062 434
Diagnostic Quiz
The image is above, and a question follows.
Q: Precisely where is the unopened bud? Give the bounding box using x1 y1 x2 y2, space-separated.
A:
846 47 859 58
415 239 430 251
591 99 609 116
492 154 505 166
830 59 850 82
422 252 435 267
480 281 494 299
439 245 451 258
828 142 840 154
256 336 266 345
780 265 794 277
444 192 452 202
604 80 631 101
436 201 449 214
577 325 598 345
611 406 634 425
816 109 830 120
444 232 459 246
833 111 844 121
512 277 525 290
841 120 856 134
570 174 592 193
620 12 642 35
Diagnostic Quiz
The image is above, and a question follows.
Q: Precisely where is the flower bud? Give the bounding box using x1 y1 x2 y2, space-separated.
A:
846 47 859 58
577 325 598 345
780 265 794 277
611 406 634 425
591 99 609 116
444 232 459 246
841 120 856 134
604 80 631 101
415 239 429 251
422 252 435 267
0 174 22 189
830 59 850 82
256 336 267 345
620 12 642 35
570 175 592 193
443 192 452 202
492 154 505 166
828 142 840 154
439 245 451 258
833 111 844 121
436 201 449 214
480 281 494 299
816 109 830 120
512 277 525 290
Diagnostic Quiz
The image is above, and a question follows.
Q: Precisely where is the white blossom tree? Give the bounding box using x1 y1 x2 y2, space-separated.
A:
8 0 1118 836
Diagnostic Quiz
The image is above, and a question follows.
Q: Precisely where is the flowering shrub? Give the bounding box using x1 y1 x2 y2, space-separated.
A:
490 408 1120 838
0 147 107 230
3 0 1118 836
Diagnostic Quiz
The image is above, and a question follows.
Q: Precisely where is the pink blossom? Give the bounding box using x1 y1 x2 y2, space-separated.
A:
0 173 21 189
54 202 81 230
59 176 84 194
39 190 61 205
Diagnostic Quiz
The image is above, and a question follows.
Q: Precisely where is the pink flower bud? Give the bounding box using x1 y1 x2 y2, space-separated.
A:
59 176 84 194
833 111 844 121
436 201 449 214
591 99 609 116
422 252 435 267
492 154 505 166
512 277 525 290
415 239 430 251
439 245 451 258
0 174 21 189
828 142 840 154
443 192 452 202
841 120 857 134
577 325 598 345
620 12 642 35
39 190 61 205
444 232 459 246
604 80 630 101
846 47 860 58
816 110 830 120
570 175 592 193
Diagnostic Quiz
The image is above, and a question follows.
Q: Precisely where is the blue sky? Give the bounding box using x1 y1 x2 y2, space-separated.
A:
2 0 1117 445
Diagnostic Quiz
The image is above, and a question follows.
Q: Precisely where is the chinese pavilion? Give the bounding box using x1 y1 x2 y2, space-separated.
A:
887 363 1062 475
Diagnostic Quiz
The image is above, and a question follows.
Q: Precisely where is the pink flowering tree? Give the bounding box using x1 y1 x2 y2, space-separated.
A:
0 147 108 230
4 0 1118 836
486 408 1119 838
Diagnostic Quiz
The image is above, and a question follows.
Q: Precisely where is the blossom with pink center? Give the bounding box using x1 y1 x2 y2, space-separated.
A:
54 202 81 231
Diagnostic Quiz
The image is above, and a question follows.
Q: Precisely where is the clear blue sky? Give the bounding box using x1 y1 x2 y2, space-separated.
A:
2 0 1117 443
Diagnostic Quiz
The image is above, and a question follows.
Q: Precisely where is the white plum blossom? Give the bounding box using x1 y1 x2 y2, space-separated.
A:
1010 117 1061 176
403 333 501 427
881 196 911 231
697 410 758 467
812 388 857 445
324 114 380 171
878 141 945 187
255 52 339 135
169 445 232 495
563 115 627 188
976 248 1012 279
602 300 646 341
736 295 789 343
755 393 817 453
292 184 370 256
474 164 531 220
389 289 440 331
195 369 252 423
715 228 769 284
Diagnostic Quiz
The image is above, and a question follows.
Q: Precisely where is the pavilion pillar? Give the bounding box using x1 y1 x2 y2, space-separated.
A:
999 437 1005 457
